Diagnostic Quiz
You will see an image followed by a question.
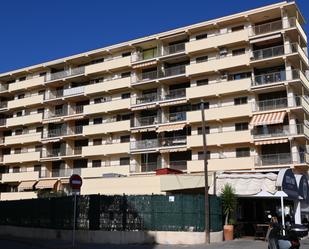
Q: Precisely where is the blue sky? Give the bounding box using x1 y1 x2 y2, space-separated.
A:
0 0 308 73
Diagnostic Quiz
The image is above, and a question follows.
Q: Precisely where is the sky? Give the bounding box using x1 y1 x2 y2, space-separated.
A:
0 0 308 73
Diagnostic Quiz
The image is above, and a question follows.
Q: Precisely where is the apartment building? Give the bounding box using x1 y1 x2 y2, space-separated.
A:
0 1 308 200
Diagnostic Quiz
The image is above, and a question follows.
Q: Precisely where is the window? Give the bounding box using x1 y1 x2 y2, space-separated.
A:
19 77 26 82
93 77 104 83
91 58 104 64
34 165 41 172
39 72 47 77
198 151 210 160
15 129 23 135
230 72 251 80
93 138 102 146
236 147 250 157
92 160 101 168
94 97 102 104
121 93 130 99
122 52 131 57
36 126 43 133
120 135 130 143
13 167 20 173
14 148 22 154
121 72 131 78
232 48 246 56
16 111 22 117
196 33 208 40
18 94 25 99
37 108 44 114
192 102 209 111
197 126 210 135
196 56 208 63
93 117 102 124
196 79 209 86
120 157 130 166
38 90 45 95
35 145 43 152
118 113 131 121
235 122 248 131
234 97 248 105
231 25 244 32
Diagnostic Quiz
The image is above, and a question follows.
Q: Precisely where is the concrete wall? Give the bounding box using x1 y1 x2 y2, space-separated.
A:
0 225 223 244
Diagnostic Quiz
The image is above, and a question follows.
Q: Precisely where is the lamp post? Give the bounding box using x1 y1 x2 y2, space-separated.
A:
201 100 210 244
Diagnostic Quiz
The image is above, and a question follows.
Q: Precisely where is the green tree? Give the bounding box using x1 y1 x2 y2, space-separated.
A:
220 184 237 225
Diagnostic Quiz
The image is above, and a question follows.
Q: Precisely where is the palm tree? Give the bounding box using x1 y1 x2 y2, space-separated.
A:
221 183 237 225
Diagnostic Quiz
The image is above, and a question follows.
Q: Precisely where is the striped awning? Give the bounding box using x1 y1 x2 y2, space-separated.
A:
157 123 186 133
35 179 58 189
131 127 157 133
42 118 62 124
18 180 37 191
254 138 289 145
131 104 156 111
64 115 84 121
160 147 187 153
250 111 286 126
132 61 157 69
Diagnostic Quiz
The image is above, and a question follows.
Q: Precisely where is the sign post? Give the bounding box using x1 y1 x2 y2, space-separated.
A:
69 174 83 248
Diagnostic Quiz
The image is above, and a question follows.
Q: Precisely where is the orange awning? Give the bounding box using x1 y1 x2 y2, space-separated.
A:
254 138 289 145
157 123 186 133
18 181 37 191
250 111 286 126
132 61 157 69
35 179 58 189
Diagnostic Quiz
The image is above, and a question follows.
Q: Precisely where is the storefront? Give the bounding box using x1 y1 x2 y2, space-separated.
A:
214 169 309 237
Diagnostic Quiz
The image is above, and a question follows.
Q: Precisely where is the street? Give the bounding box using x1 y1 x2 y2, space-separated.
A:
1 237 309 249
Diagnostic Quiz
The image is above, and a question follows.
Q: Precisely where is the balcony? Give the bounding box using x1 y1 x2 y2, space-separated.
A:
133 43 186 62
252 124 305 139
5 132 42 145
130 136 187 151
160 88 186 105
85 56 131 75
6 113 42 127
186 53 250 76
3 151 41 164
254 152 306 167
132 65 186 84
45 66 85 82
187 104 251 123
83 120 130 135
131 92 160 106
252 97 301 112
186 29 248 54
81 165 131 178
45 86 85 100
0 84 9 93
84 98 130 115
301 97 309 114
132 115 160 128
0 101 8 110
187 156 255 172
82 142 130 157
41 147 82 159
250 43 297 62
42 126 83 139
85 77 131 95
1 171 39 182
8 76 45 92
8 94 44 109
187 77 251 100
0 192 37 201
40 168 82 178
252 70 300 87
141 162 161 172
163 111 187 123
187 130 252 147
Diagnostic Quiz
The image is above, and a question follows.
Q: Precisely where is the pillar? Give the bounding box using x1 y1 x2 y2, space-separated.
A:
294 201 301 224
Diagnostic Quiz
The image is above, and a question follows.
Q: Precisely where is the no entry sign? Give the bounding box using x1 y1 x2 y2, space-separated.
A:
69 174 83 190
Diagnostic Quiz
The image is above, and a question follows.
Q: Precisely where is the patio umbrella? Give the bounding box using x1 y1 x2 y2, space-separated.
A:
274 190 288 235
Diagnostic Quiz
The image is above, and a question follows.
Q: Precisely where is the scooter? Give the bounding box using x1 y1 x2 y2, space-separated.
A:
267 223 301 249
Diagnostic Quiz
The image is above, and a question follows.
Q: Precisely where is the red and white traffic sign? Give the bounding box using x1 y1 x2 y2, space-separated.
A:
69 174 83 190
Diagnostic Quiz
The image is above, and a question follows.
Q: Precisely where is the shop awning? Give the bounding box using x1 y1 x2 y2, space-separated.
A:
18 181 37 191
35 179 58 189
157 123 185 133
250 111 286 126
254 138 289 145
132 61 157 69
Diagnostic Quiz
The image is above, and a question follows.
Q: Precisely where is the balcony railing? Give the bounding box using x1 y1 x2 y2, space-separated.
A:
133 115 160 127
250 17 296 36
45 86 85 100
130 136 187 150
44 125 83 138
163 88 186 100
0 84 8 92
40 168 82 178
169 160 187 170
164 111 187 123
0 101 8 109
133 65 186 84
163 43 186 55
251 43 297 61
252 70 300 86
254 152 306 166
252 96 301 112
46 66 85 82
134 92 159 105
141 162 161 172
252 124 304 139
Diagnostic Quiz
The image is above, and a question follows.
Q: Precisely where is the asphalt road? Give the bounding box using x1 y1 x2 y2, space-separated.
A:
0 238 308 249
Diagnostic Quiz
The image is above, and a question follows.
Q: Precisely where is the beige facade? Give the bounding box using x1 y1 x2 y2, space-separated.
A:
0 1 308 200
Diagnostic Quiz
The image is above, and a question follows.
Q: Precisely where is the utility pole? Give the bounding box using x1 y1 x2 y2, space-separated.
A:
201 100 210 244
